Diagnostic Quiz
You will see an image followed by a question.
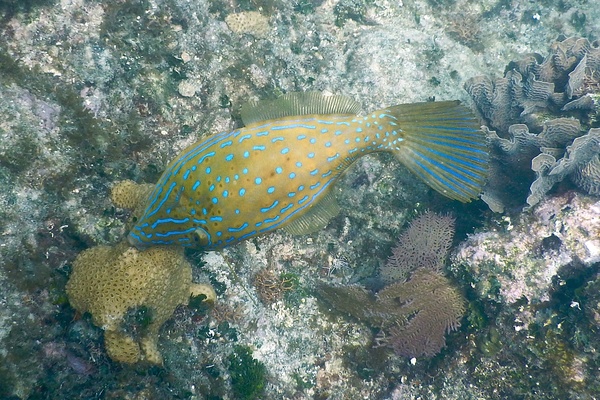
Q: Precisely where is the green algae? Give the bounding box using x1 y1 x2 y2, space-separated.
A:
228 345 267 400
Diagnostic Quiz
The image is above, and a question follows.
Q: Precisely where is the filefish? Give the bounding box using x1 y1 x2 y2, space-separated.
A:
128 92 488 250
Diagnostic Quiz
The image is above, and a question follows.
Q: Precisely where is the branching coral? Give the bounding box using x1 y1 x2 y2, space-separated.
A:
465 36 600 211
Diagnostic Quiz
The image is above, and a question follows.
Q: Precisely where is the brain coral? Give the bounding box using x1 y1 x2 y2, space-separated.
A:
66 181 216 364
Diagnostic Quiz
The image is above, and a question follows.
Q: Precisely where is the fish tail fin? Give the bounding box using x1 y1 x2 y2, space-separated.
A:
384 100 489 202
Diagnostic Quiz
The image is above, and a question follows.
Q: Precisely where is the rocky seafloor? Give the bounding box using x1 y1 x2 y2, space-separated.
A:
1 0 600 399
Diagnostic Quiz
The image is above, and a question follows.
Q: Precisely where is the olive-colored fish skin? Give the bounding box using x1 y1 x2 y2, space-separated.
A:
128 96 488 250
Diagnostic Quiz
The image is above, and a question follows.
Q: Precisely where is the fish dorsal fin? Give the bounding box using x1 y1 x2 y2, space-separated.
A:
282 191 340 236
241 91 361 126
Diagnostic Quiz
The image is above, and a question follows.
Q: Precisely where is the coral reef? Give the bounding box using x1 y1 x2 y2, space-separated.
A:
2 0 600 398
66 181 216 364
465 36 600 211
319 212 465 358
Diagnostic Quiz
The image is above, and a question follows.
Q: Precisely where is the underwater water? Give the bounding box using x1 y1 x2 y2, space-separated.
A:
0 0 599 399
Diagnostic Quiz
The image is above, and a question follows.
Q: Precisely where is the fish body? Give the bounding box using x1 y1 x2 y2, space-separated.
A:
128 93 488 250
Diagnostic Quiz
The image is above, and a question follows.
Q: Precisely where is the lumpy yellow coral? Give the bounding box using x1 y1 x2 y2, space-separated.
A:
66 181 216 364
225 11 270 38
110 179 154 213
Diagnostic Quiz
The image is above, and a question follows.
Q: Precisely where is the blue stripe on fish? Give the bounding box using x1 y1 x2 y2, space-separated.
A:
260 200 279 213
228 223 249 232
155 227 196 237
271 124 316 130
151 217 189 229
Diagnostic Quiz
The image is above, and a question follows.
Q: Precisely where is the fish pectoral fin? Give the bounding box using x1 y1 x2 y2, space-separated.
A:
194 227 210 247
240 91 362 126
282 192 340 236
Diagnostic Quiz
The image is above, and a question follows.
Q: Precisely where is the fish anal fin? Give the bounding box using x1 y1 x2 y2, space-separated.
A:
282 192 340 236
241 91 362 126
